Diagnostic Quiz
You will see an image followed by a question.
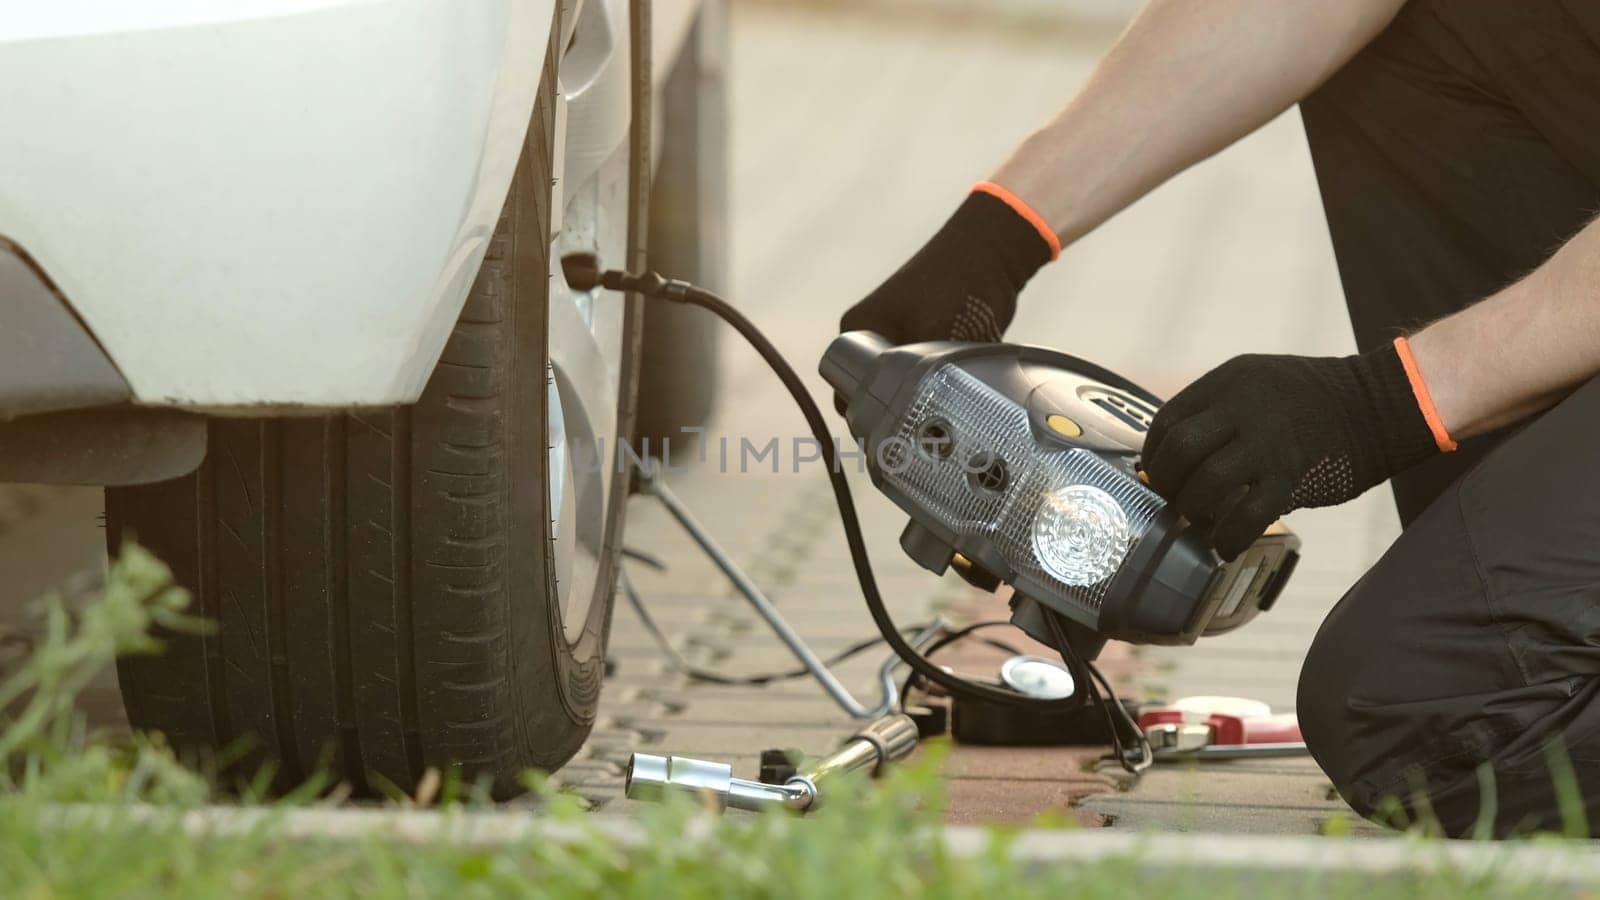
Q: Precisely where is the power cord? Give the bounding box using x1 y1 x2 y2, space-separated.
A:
575 262 1150 773
618 564 930 687
1046 609 1152 772
624 550 1026 691
896 620 1025 710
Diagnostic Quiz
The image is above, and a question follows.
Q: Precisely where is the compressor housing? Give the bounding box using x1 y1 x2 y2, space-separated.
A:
821 331 1299 658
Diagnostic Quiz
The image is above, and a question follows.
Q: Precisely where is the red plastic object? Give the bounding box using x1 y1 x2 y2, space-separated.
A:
1137 708 1302 745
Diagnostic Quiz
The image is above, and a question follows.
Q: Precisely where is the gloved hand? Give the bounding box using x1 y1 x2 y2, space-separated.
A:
840 184 1059 344
1142 340 1452 560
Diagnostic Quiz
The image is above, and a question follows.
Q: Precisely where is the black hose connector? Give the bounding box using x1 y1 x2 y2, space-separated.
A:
561 255 698 303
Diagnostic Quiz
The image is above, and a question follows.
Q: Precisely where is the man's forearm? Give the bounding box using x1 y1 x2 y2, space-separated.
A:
991 0 1405 246
1409 216 1600 441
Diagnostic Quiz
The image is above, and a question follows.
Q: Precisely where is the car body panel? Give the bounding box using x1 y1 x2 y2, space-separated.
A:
0 0 554 410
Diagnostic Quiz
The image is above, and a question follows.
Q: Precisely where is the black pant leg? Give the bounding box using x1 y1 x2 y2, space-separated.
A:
1299 374 1600 837
1298 0 1600 525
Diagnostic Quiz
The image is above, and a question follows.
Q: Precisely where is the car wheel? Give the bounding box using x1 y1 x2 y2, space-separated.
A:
106 10 638 798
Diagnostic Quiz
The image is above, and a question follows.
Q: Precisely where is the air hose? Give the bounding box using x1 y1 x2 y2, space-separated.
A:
569 262 1148 770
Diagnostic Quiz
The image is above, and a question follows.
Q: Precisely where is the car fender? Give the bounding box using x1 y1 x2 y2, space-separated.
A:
0 0 555 411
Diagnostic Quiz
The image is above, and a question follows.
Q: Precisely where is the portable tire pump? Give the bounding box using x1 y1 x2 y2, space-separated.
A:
819 331 1301 662
566 264 1302 811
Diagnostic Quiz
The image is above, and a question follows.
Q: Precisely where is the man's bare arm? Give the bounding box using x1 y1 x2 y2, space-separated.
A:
992 0 1407 246
1409 216 1600 441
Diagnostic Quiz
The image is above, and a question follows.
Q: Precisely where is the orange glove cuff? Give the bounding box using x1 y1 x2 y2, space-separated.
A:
1393 336 1458 453
970 181 1061 261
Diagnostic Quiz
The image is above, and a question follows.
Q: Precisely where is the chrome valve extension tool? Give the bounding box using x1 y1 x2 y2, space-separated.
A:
625 714 920 813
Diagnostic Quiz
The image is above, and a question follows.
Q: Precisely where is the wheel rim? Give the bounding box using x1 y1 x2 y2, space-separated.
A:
546 150 629 646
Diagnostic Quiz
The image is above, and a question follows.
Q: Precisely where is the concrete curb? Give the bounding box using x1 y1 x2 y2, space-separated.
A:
986 829 1600 883
38 804 1600 886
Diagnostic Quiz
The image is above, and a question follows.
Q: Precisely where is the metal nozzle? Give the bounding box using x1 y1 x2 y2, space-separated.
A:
818 330 892 399
625 714 921 814
842 712 920 773
625 753 811 812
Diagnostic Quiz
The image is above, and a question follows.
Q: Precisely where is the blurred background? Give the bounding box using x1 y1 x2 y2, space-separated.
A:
725 0 1357 407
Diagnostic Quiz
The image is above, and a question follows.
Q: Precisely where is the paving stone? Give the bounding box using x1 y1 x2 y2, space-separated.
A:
944 779 1111 827
1080 759 1387 836
630 724 863 757
622 698 879 730
935 745 1121 786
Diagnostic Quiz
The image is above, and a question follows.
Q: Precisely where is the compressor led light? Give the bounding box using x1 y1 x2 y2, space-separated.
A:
1031 484 1132 587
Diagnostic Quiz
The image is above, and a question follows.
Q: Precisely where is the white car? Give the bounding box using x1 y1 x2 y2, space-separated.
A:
0 0 724 795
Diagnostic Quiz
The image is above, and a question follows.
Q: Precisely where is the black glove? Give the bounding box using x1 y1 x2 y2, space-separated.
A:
840 186 1057 344
1142 341 1445 560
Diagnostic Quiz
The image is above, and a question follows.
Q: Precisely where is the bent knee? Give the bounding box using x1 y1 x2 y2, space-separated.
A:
1295 576 1412 819
1293 576 1560 836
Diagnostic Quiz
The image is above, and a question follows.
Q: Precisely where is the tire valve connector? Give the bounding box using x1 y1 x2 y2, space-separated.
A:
625 713 919 813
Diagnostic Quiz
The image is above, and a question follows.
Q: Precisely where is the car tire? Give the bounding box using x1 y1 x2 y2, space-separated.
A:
105 12 635 798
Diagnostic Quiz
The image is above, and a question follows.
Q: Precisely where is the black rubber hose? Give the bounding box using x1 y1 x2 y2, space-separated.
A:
583 266 1090 713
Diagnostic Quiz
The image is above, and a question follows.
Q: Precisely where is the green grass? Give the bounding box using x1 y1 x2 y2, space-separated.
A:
0 547 1593 898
